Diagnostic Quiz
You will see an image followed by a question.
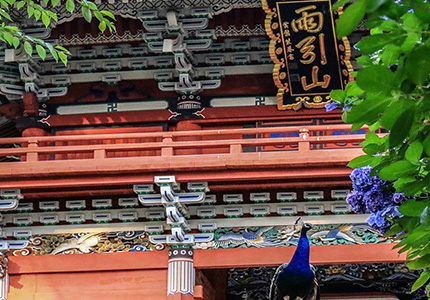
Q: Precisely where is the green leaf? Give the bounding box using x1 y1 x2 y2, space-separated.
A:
365 132 380 144
405 141 423 164
402 46 430 86
329 89 345 102
2 31 13 45
380 44 401 66
356 56 372 67
65 0 75 13
378 160 417 181
368 121 381 132
94 10 103 21
98 20 106 32
356 33 405 55
58 51 68 65
34 10 41 21
423 134 430 156
100 10 115 20
86 1 97 10
17 0 25 9
384 224 403 237
51 50 58 62
332 0 351 11
363 143 383 155
36 45 46 60
347 155 375 168
335 0 366 38
414 1 430 22
355 65 397 95
345 95 391 124
402 33 421 54
402 174 430 196
379 100 414 130
0 8 12 21
345 81 364 97
350 121 365 132
51 0 59 7
394 176 416 191
408 254 430 270
411 269 430 292
406 249 421 261
41 13 50 27
12 36 19 48
399 199 430 217
23 41 32 56
27 5 34 17
365 0 388 11
389 107 415 148
378 19 399 31
402 12 423 31
82 6 92 23
0 1 10 11
46 10 57 22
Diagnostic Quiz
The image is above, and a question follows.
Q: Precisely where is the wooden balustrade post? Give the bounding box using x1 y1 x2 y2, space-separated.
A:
26 138 39 161
298 128 310 151
162 136 174 156
229 144 242 155
94 149 106 159
176 121 202 155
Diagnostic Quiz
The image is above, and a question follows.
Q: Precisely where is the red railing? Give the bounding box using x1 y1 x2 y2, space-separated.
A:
0 125 372 163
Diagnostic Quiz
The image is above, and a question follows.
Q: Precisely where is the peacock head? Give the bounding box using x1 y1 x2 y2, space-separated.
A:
302 223 313 233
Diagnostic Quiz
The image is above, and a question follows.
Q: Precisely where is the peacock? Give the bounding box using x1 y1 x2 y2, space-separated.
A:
269 222 320 300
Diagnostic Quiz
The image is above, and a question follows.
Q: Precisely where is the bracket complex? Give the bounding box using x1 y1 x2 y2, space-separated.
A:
134 176 213 245
142 9 221 96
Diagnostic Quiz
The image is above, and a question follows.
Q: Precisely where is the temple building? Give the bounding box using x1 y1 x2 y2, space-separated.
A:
0 0 424 299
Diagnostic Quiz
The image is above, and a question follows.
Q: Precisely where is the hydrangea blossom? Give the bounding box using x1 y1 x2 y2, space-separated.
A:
347 166 409 235
346 190 366 214
350 166 373 192
325 101 351 112
393 193 407 204
325 102 339 112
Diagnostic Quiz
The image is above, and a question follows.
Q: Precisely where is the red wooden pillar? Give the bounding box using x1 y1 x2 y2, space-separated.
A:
167 248 195 300
20 92 50 161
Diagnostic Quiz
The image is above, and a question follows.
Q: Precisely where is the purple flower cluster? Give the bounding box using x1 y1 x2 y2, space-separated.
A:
325 101 351 112
325 102 339 112
346 166 407 234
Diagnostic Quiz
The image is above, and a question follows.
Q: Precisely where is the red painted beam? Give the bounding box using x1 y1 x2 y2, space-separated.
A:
8 244 404 275
193 244 405 269
0 162 355 191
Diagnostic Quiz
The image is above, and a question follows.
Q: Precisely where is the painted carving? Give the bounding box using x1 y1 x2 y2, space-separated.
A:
194 224 387 250
51 233 101 254
13 231 163 256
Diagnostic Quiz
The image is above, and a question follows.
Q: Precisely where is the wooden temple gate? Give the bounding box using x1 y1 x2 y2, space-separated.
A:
0 0 418 299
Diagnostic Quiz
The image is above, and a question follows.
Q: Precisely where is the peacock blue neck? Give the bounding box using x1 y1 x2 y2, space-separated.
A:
287 229 311 273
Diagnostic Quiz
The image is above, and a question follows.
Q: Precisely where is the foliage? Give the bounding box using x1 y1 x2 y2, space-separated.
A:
0 0 116 64
332 0 430 296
